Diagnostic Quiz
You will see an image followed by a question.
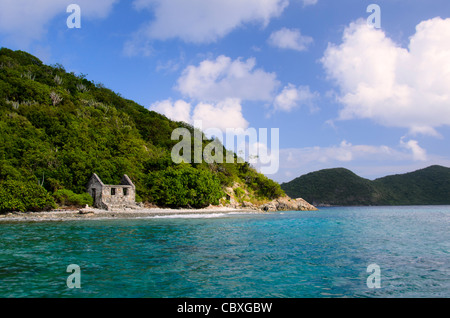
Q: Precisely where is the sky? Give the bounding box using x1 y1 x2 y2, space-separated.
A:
1 0 450 183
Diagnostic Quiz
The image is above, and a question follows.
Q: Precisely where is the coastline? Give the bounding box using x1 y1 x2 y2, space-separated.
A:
0 206 262 222
0 196 317 223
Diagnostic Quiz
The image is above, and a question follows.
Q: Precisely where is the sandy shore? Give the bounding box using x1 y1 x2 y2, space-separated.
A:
0 206 262 222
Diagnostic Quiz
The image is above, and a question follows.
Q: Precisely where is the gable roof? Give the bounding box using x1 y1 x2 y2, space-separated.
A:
89 173 134 188
120 174 135 188
89 173 105 186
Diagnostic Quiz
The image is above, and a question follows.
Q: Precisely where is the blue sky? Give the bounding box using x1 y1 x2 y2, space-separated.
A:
1 0 450 183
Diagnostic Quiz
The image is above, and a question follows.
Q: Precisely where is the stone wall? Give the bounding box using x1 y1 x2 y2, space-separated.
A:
86 174 106 210
101 185 135 210
86 173 136 210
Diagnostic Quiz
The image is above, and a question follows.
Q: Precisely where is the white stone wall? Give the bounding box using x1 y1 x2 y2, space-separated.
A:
101 185 135 209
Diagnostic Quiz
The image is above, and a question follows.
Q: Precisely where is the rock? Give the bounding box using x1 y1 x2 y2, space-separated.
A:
79 206 95 215
293 198 318 211
259 196 317 212
242 201 255 209
260 202 278 212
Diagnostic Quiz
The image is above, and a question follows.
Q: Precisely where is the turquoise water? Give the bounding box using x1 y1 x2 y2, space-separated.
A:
0 206 449 298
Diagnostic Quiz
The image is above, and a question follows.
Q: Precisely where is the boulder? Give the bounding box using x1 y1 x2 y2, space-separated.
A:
79 205 95 215
242 201 256 209
259 196 317 212
260 202 278 212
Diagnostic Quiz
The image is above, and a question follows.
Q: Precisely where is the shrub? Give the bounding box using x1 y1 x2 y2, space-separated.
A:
233 187 246 201
53 189 93 207
0 180 56 213
146 164 224 209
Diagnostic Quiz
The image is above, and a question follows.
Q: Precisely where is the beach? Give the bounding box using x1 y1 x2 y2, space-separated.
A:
0 206 261 222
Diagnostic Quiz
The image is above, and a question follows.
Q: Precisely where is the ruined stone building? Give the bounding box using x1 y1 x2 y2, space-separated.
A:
86 173 136 210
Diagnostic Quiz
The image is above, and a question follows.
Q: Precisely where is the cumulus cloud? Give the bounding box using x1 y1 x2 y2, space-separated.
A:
321 17 450 136
0 0 118 46
149 98 249 132
177 55 279 102
192 99 249 131
274 84 318 112
150 99 192 123
175 54 319 118
282 139 432 170
400 138 427 161
271 137 447 183
131 0 289 43
283 140 399 166
273 139 432 182
268 28 313 51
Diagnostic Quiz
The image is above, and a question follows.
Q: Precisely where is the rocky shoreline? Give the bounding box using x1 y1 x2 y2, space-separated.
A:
0 207 256 222
0 197 317 222
258 197 318 212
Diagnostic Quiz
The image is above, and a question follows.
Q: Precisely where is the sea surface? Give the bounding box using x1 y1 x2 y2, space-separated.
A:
0 206 449 298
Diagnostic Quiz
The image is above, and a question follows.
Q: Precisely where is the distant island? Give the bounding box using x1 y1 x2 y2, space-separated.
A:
281 165 450 206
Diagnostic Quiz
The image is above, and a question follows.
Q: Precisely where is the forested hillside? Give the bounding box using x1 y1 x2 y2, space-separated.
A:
281 166 450 206
0 48 284 212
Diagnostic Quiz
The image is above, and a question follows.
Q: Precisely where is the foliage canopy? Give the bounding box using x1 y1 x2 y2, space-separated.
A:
0 48 284 212
281 166 450 206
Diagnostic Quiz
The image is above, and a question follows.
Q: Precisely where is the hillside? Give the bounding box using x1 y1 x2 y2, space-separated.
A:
374 165 450 205
281 166 450 206
0 48 286 212
280 168 384 206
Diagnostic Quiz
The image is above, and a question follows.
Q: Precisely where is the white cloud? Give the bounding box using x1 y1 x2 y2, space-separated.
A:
177 55 279 102
281 140 401 169
150 99 192 123
270 139 436 182
149 98 249 132
274 84 318 112
192 99 249 132
0 0 118 46
123 35 153 57
400 138 427 161
321 17 450 136
268 28 313 51
176 54 320 117
302 0 318 6
131 0 289 43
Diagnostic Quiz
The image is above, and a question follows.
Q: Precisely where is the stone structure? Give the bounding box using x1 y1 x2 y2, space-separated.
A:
86 173 136 210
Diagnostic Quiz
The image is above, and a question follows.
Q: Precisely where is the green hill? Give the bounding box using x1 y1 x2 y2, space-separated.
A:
0 48 284 213
373 165 450 205
281 166 450 206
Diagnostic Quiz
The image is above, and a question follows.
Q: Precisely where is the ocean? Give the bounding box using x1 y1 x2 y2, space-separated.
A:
0 206 449 298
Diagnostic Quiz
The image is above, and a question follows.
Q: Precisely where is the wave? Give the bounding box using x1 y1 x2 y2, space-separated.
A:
152 212 244 219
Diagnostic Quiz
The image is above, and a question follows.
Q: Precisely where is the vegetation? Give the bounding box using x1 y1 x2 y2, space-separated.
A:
0 180 56 213
53 189 93 208
0 48 284 213
281 165 450 206
146 164 223 209
373 165 450 205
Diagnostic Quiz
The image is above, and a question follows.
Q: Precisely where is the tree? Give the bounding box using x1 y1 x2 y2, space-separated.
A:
146 165 224 208
0 180 56 213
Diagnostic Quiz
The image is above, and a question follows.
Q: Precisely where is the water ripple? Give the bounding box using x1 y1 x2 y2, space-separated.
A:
0 206 449 297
